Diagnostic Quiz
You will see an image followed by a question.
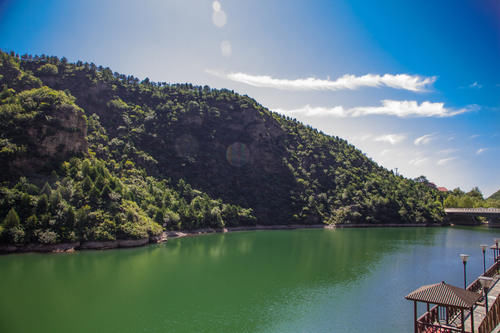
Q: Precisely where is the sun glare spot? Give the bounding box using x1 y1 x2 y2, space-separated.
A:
226 142 250 167
212 10 227 28
221 40 232 57
212 1 221 12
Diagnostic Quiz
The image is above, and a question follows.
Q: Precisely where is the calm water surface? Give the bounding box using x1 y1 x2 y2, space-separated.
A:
0 226 499 333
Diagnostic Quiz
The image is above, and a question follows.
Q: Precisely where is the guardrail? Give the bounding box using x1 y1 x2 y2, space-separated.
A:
416 261 499 333
478 294 500 333
445 208 500 214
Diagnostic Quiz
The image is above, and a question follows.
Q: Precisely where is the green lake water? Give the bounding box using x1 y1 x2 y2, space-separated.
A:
0 226 499 332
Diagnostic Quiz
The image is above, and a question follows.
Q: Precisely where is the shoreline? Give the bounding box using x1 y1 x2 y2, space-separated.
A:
0 223 444 255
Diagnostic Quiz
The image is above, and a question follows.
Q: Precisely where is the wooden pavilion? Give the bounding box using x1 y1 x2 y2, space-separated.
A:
406 281 482 333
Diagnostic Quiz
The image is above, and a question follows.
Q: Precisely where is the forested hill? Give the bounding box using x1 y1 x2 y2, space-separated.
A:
0 51 445 245
489 190 500 201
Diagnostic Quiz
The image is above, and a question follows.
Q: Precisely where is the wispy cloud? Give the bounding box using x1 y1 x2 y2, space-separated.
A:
374 134 406 145
470 134 480 139
207 70 437 92
437 157 457 166
379 149 392 156
476 148 488 155
351 134 373 142
274 100 477 118
414 134 435 146
438 148 458 154
409 157 429 166
469 81 482 89
459 81 483 89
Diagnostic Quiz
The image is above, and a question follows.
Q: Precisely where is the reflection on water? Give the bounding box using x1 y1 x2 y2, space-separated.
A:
0 226 498 333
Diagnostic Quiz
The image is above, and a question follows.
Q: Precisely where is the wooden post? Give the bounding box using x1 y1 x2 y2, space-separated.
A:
414 301 418 333
461 309 465 333
470 306 474 333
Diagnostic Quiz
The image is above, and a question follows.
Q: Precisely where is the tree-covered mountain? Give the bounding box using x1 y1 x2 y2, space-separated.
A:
443 187 500 209
488 189 500 201
0 50 445 246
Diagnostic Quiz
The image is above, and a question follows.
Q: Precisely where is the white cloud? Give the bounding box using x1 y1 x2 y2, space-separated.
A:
220 40 232 57
212 1 227 27
409 157 429 166
437 157 457 166
274 100 476 118
438 148 458 154
469 81 482 89
358 134 372 141
470 134 480 139
414 134 435 146
374 134 406 145
476 148 488 155
207 70 437 92
379 149 392 156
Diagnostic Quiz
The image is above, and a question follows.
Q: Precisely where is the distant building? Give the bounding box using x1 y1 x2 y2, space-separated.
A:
427 182 437 189
437 187 448 192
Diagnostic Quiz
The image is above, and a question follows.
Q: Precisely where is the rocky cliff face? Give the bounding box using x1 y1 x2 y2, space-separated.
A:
11 104 87 174
0 87 88 179
33 104 87 157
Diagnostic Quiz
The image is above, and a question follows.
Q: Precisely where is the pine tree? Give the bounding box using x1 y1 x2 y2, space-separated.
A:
89 185 100 205
82 176 93 192
100 184 112 200
40 182 52 196
3 208 20 228
37 194 49 214
65 207 76 228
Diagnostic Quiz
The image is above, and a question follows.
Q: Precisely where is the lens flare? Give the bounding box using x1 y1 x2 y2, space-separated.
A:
212 1 221 12
175 134 199 160
226 142 250 167
212 10 227 27
221 40 232 57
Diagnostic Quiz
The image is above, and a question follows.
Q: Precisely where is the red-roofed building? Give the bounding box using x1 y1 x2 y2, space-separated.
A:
437 187 448 192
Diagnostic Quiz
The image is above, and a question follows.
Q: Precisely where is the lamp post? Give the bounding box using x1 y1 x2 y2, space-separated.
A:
495 239 499 262
480 244 488 274
460 254 469 289
479 276 494 313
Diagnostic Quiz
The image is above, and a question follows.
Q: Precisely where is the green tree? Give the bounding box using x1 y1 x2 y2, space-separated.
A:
82 176 93 192
3 208 20 228
37 63 58 75
37 194 49 214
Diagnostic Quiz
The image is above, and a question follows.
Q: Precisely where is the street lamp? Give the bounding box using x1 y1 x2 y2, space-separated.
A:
479 276 494 313
481 244 488 274
460 254 469 289
495 239 499 261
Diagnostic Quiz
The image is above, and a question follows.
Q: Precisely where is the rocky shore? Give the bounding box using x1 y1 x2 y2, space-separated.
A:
0 223 442 254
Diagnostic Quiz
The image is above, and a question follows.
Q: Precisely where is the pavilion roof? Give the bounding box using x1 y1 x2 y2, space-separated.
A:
405 281 481 308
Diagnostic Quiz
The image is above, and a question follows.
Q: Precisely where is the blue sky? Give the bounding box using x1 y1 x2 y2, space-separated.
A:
1 0 499 196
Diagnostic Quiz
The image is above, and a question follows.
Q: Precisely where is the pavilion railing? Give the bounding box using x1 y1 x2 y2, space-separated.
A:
416 260 499 333
417 304 439 327
478 293 500 333
417 321 462 333
466 260 499 293
417 306 464 333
